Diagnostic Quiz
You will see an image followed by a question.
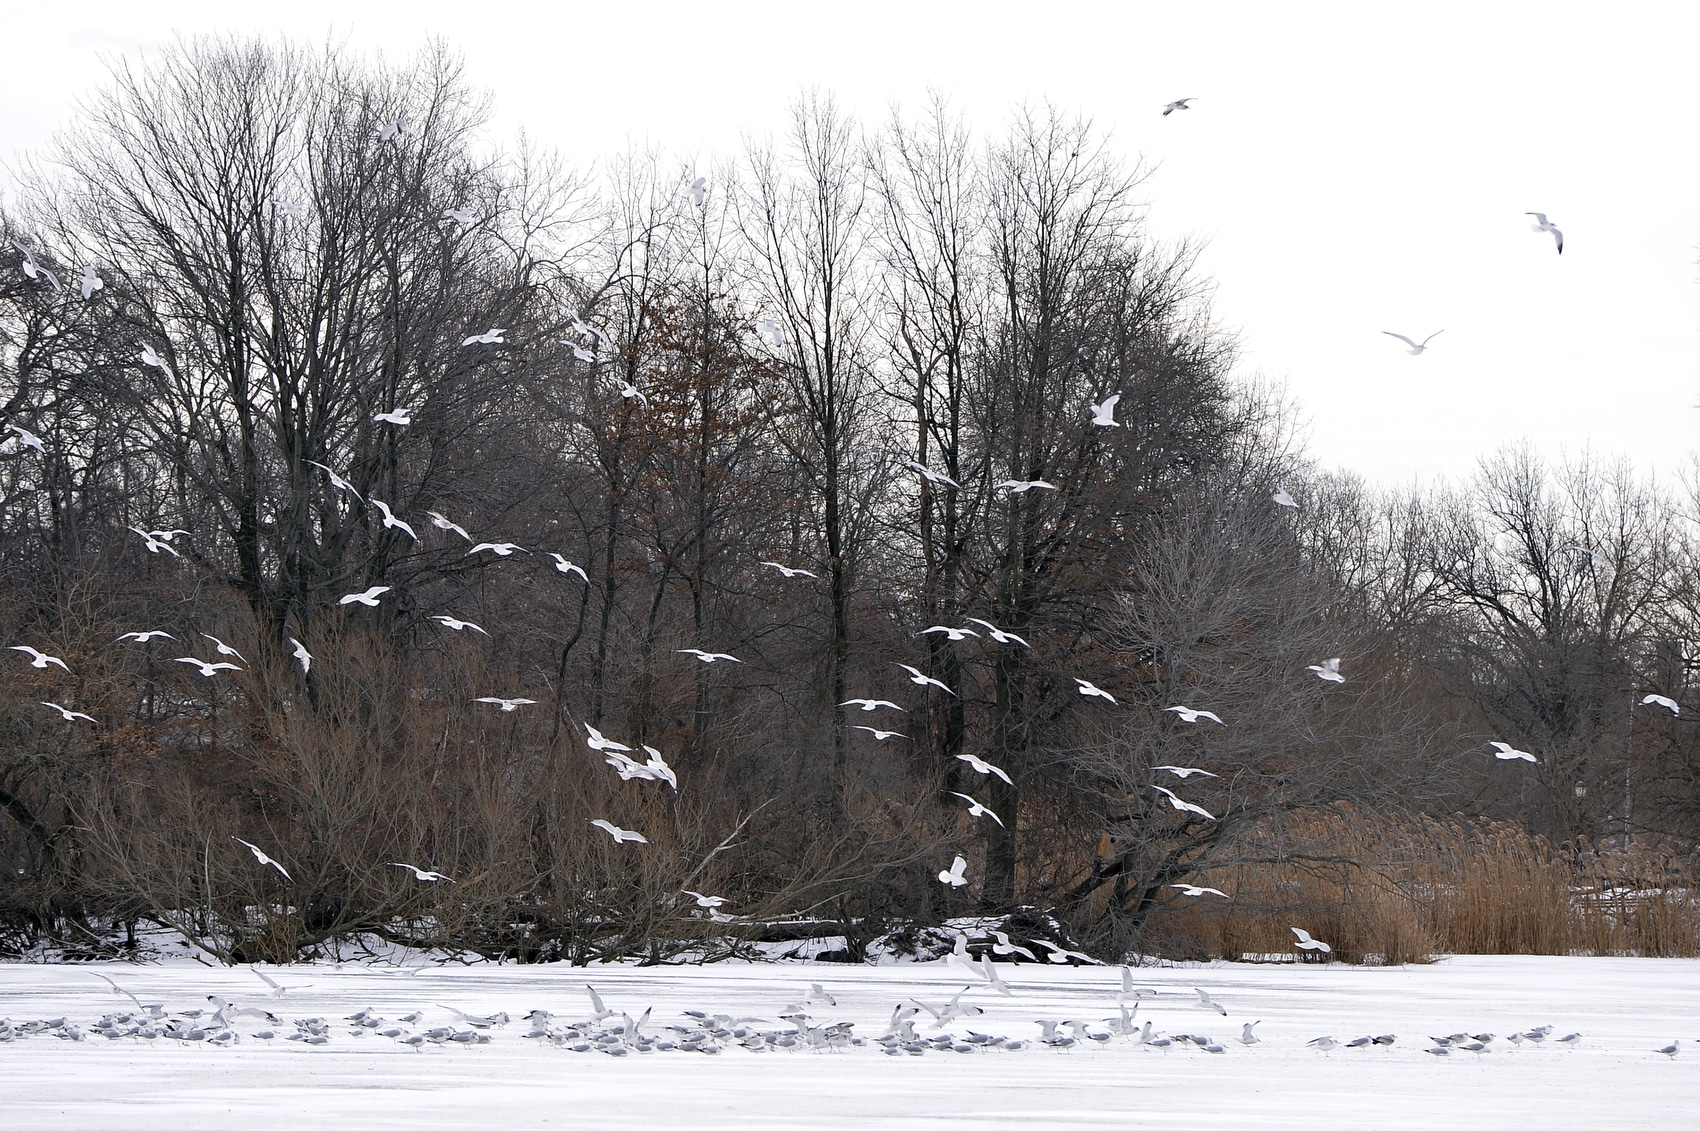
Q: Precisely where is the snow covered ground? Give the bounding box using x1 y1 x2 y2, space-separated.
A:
2 954 1697 1129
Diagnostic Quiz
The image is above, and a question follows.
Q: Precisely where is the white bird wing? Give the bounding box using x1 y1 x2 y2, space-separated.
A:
1382 332 1420 350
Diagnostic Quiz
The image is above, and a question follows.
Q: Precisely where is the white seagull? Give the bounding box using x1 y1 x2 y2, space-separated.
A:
431 615 488 635
683 176 708 208
306 461 363 501
442 207 476 226
1194 988 1228 1016
467 542 527 558
461 328 506 348
569 342 596 363
1162 98 1196 116
906 461 961 490
12 241 62 291
474 697 536 712
761 561 817 579
116 630 174 644
128 526 180 556
41 701 96 723
1641 693 1680 715
79 264 103 300
1526 212 1563 254
956 753 1013 785
174 657 243 677
1154 765 1219 779
615 378 648 406
841 698 904 712
964 618 1029 646
548 554 589 582
372 407 412 426
376 116 406 142
370 499 417 540
1273 486 1298 509
288 638 312 674
994 479 1057 493
640 745 678 790
339 586 391 607
584 724 632 753
139 343 170 373
938 854 969 887
570 317 611 347
896 662 954 695
1171 883 1229 898
1382 330 1444 356
949 793 1004 827
1033 939 1095 964
1164 705 1224 725
428 511 471 541
234 837 292 881
1153 785 1215 820
1239 1021 1261 1045
1075 678 1116 703
678 648 742 663
390 862 455 882
682 890 727 908
919 625 979 642
851 725 907 740
590 819 648 844
1308 658 1345 683
9 645 70 672
754 317 785 348
1488 741 1538 763
992 931 1038 962
1090 393 1121 427
1291 926 1332 953
6 423 46 453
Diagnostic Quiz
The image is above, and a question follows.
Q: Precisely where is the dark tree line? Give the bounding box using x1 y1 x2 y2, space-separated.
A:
0 39 1694 963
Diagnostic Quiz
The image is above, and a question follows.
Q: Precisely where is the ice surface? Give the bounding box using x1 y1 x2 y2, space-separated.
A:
2 955 1696 1128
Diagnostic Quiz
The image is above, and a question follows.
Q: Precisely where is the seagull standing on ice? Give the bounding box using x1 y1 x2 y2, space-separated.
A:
1526 212 1563 254
1090 394 1121 427
1382 330 1444 355
1291 926 1332 953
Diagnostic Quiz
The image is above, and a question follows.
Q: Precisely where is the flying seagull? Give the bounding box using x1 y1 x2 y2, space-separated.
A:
678 649 742 663
682 890 727 909
761 561 817 579
1194 988 1228 1016
1526 212 1563 254
841 698 904 712
306 461 363 501
1033 939 1095 964
371 500 418 541
1272 486 1298 509
938 854 968 887
994 479 1057 493
79 264 103 300
1308 657 1345 683
1382 330 1444 355
964 618 1029 646
1171 883 1228 898
234 837 292 881
584 724 632 753
116 630 174 644
1162 98 1196 116
754 317 785 348
1488 741 1537 763
1155 765 1220 781
570 317 611 347
548 554 589 582
174 657 243 677
467 542 527 557
1641 693 1680 715
288 638 312 674
128 526 180 555
1090 394 1121 427
1153 785 1215 820
906 461 961 490
474 697 536 712
590 819 648 844
992 931 1038 962
851 725 907 741
12 241 62 292
615 378 648 406
1164 705 1224 725
683 176 708 208
1075 678 1116 703
919 625 979 642
376 116 406 142
40 701 96 723
428 511 471 541
9 645 70 671
431 615 488 635
442 207 476 226
372 407 412 426
390 862 455 882
5 423 46 453
949 792 1005 827
956 753 1013 785
139 343 170 373
1291 926 1332 953
339 586 391 607
897 662 954 694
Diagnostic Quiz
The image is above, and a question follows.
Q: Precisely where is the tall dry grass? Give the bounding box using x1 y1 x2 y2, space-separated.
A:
1150 811 1700 963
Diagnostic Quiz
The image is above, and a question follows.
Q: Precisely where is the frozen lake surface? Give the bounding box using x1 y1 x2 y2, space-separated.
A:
2 954 1696 1128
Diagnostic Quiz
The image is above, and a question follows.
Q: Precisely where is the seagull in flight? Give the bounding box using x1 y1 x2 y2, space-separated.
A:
442 207 476 226
390 862 455 882
590 819 648 844
289 638 312 674
139 343 170 373
851 725 907 740
474 697 536 712
1090 394 1121 427
1291 926 1332 953
12 241 62 291
614 378 648 406
1033 939 1095 964
678 648 742 663
1526 212 1563 254
1308 657 1345 682
1154 765 1219 779
428 511 471 541
9 646 70 672
938 854 968 887
1171 883 1228 898
682 890 727 908
919 625 979 642
570 317 611 348
175 657 243 677
1075 678 1116 703
992 931 1038 962
128 526 181 555
1164 705 1224 725
683 176 708 208
1641 693 1681 715
1194 988 1228 1015
956 753 1013 785
568 342 596 363
339 586 391 607
116 630 174 644
371 499 418 541
548 554 589 582
761 561 817 579
995 479 1057 493
1162 98 1196 116
1153 785 1215 820
949 793 1004 827
584 724 632 753
1272 486 1298 508
905 461 960 490
376 116 406 142
6 423 46 453
467 541 527 557
79 264 103 300
841 698 904 712
754 317 785 348
431 615 488 635
896 662 954 695
41 701 96 723
1382 330 1444 356
964 618 1029 646
372 407 412 426
306 461 363 501
234 837 292 881
1488 741 1537 763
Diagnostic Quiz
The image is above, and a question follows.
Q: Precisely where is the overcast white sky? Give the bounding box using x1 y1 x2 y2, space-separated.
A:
3 1 1696 488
